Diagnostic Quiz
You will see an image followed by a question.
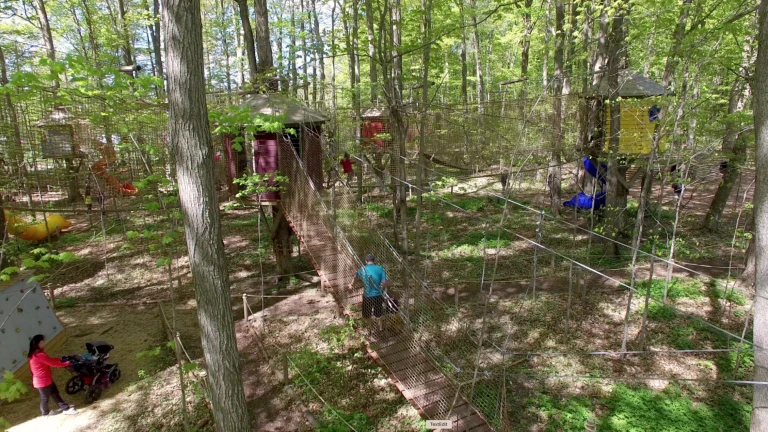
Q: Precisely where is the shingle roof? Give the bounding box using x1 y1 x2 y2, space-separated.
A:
240 93 328 125
587 70 666 98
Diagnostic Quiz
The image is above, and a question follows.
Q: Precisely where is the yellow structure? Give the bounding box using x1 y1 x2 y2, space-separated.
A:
604 106 660 155
4 210 73 242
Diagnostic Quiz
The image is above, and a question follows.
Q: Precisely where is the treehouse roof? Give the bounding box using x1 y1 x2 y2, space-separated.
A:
587 70 666 99
240 93 327 126
361 107 388 119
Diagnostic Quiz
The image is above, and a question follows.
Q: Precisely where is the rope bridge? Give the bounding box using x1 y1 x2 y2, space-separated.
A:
277 138 495 431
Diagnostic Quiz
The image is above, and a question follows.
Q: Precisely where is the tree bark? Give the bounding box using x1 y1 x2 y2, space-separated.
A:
152 0 164 85
751 0 768 429
0 46 23 178
605 3 627 252
542 0 551 90
548 0 564 216
253 0 274 72
290 6 298 95
301 0 309 100
235 0 259 83
364 0 378 103
311 0 326 101
469 0 484 113
81 0 99 64
33 0 58 90
704 38 754 230
163 1 251 430
117 0 134 68
391 0 408 251
414 0 433 254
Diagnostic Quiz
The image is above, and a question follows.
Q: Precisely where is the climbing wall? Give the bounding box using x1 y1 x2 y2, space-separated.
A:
0 274 65 376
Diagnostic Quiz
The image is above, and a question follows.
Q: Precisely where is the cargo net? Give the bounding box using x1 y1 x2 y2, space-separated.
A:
0 89 168 214
294 98 756 430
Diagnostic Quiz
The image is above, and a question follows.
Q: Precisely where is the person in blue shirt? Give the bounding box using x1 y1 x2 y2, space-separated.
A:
349 254 390 330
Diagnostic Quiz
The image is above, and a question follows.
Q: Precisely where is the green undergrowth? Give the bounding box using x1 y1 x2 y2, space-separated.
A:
635 277 706 302
599 384 750 432
525 384 751 432
526 393 594 432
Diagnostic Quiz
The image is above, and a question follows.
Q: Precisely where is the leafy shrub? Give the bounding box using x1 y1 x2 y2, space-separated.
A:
635 278 705 302
710 287 747 306
669 326 696 350
639 302 677 322
600 384 750 432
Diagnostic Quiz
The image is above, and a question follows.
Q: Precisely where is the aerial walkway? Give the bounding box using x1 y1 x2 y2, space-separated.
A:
277 141 493 431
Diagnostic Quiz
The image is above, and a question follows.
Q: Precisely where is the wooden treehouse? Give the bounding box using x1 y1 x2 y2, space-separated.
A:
219 94 328 276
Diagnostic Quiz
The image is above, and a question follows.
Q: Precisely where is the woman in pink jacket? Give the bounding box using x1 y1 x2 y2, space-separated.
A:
28 334 78 416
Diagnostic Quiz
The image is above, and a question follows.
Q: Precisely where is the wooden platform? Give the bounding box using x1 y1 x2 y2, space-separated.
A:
279 204 493 431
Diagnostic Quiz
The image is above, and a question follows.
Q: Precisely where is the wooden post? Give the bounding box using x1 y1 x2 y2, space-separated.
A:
243 294 248 322
455 285 459 311
567 262 573 332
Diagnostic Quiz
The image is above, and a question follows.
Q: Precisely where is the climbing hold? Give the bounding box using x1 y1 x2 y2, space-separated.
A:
38 321 42 325
16 328 20 333
16 308 23 313
20 289 24 293
0 329 4 334
35 306 40 310
22 351 27 356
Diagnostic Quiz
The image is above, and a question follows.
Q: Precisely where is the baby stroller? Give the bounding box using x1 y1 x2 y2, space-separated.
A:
63 341 121 403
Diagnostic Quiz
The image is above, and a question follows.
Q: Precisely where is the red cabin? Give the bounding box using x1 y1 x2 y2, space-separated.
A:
221 94 328 201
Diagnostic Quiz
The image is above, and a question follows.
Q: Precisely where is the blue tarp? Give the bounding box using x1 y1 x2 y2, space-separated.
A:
563 191 606 210
563 157 607 210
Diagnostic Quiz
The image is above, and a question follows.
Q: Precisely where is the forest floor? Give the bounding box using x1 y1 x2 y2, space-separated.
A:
0 161 756 431
0 207 424 432
349 162 756 431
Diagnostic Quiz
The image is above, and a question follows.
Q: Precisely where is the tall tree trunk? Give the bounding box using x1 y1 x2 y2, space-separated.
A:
33 0 58 90
751 0 768 432
253 0 274 72
301 0 309 99
235 0 259 83
542 0 551 90
81 0 99 63
311 0 326 101
220 0 234 94
469 0 484 113
576 1 592 156
0 46 24 178
704 40 754 230
364 0 378 103
235 6 245 86
750 1 768 426
415 0 433 253
152 0 164 85
117 0 134 68
605 3 627 252
391 0 407 250
549 0 564 216
163 1 251 430
331 0 338 111
290 6 298 95
519 0 532 118
563 0 576 95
